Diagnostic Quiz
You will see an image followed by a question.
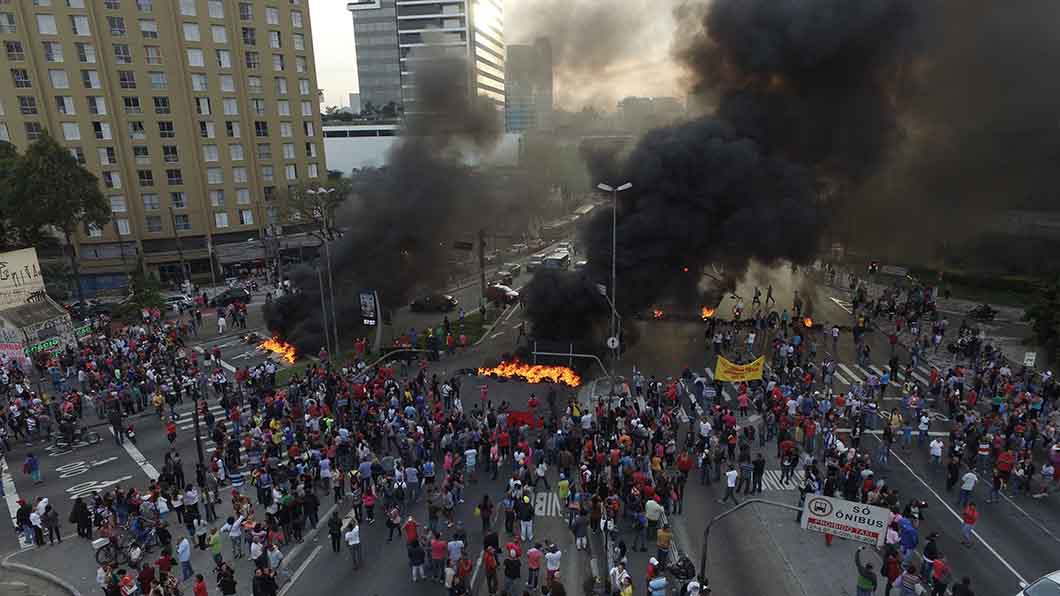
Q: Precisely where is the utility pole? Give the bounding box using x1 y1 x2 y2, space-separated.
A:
169 207 189 288
478 228 487 312
192 392 204 467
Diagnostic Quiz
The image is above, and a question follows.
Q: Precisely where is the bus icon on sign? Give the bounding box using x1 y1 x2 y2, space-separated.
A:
808 497 833 517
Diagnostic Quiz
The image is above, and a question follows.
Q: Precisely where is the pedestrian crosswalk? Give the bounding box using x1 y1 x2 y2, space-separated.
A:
759 469 804 492
701 358 942 399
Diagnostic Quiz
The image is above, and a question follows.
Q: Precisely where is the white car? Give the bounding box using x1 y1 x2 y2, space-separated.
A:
163 294 195 312
1018 571 1060 596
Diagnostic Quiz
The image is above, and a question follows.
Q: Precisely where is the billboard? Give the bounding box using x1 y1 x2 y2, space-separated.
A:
0 248 45 309
800 495 890 547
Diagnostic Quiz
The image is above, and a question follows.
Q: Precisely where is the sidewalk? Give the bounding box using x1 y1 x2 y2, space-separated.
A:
4 488 340 596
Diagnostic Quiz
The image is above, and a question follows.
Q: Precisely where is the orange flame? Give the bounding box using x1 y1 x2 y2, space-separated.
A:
701 307 716 320
803 317 814 328
258 337 297 364
652 308 665 320
478 360 582 387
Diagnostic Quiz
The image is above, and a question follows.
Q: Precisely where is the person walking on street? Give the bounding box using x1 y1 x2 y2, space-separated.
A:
502 547 522 596
328 512 342 553
960 503 978 546
853 547 878 596
718 465 739 505
345 522 362 569
178 536 194 581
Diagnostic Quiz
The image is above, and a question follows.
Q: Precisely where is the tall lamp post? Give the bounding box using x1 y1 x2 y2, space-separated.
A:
306 187 340 355
596 182 632 380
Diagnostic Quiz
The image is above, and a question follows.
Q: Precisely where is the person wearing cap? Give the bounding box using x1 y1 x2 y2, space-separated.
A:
517 493 534 542
502 546 521 596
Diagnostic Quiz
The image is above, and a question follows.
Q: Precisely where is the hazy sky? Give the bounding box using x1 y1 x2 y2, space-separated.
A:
308 0 683 110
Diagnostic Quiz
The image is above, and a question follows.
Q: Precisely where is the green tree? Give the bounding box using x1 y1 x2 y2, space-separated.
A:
279 179 351 242
7 132 110 304
1023 276 1060 365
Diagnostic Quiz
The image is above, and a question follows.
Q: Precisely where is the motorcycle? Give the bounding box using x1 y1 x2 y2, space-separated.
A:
967 303 998 321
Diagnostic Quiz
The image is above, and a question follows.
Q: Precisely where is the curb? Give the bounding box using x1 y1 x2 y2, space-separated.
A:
472 304 515 347
2 548 82 596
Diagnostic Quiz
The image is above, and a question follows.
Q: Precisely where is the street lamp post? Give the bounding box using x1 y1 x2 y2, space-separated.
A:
596 182 632 380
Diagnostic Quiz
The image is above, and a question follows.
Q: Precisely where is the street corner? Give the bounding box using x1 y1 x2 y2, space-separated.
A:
2 537 87 596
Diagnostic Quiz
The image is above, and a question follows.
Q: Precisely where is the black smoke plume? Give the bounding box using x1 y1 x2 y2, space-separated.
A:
265 56 502 354
527 0 922 346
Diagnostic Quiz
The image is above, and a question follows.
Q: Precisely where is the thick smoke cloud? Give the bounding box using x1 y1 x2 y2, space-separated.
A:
528 0 919 345
265 56 502 353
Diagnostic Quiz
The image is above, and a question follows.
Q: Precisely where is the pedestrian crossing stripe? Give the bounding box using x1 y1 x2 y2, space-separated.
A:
534 491 563 517
759 470 805 492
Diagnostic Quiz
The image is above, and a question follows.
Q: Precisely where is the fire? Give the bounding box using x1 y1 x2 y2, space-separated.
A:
478 360 582 387
803 317 814 328
701 307 716 320
258 337 297 364
652 308 665 320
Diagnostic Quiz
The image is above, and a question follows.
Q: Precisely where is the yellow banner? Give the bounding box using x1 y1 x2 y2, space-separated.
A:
714 355 765 382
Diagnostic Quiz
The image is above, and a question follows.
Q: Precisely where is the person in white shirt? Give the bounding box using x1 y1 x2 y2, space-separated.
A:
719 465 739 505
929 439 944 465
221 515 245 558
958 470 977 509
344 522 362 569
609 562 630 593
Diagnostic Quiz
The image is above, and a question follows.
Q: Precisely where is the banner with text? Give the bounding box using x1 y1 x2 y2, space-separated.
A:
714 355 765 382
799 495 890 547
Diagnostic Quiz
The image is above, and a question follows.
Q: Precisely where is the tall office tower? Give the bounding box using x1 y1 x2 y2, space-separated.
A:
504 37 552 132
348 0 504 115
0 0 325 288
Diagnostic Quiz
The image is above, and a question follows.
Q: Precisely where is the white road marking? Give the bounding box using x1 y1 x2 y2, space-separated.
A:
1 456 33 549
870 434 1027 584
278 545 323 596
192 346 237 372
830 297 853 314
110 427 160 479
838 363 862 383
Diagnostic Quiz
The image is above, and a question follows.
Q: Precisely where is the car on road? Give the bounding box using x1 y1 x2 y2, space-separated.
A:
508 243 529 254
409 294 458 312
573 259 588 271
555 241 574 253
1018 571 1060 596
209 287 252 308
503 262 522 276
526 253 548 272
66 300 112 320
496 269 515 286
485 284 519 305
163 294 195 312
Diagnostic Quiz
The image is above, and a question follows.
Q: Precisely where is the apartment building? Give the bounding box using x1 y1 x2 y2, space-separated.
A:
0 0 323 290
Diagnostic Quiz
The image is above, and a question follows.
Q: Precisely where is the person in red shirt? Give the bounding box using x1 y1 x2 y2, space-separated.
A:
193 574 208 596
165 421 177 445
483 546 498 595
403 516 419 545
960 503 978 546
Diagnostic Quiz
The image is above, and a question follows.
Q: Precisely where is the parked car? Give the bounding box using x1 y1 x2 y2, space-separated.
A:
163 294 195 312
409 294 458 312
503 262 522 276
573 259 588 271
508 243 529 254
209 287 252 308
1017 570 1060 596
486 284 520 305
496 269 514 286
66 300 112 319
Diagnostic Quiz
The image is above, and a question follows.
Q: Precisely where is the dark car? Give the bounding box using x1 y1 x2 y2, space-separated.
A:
209 287 252 308
409 294 458 312
66 300 112 320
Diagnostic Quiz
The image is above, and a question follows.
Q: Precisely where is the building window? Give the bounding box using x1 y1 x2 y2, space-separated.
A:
71 148 86 165
272 54 284 72
76 43 96 63
245 51 259 69
280 122 293 138
11 69 31 88
261 166 273 182
137 170 153 187
171 192 186 209
301 101 313 116
107 16 126 36
86 224 103 238
42 42 63 62
106 197 127 217
226 121 241 138
139 19 157 38
296 56 307 73
88 96 106 114
145 215 162 232
255 121 269 137
251 99 266 115
199 121 215 138
229 143 244 161
299 78 310 95
113 43 133 64
81 69 100 89
216 49 231 69
162 145 178 162
98 147 117 165
166 168 183 185
190 73 207 92
303 122 315 137
239 209 253 226
282 143 295 160
150 71 167 90
153 96 170 114
266 7 278 25
232 167 247 183
25 122 43 141
104 0 121 9
277 100 290 117
206 168 223 184
284 165 296 180
236 188 251 204
36 15 57 35
18 96 37 115
118 70 136 89
269 31 281 49
207 0 223 19
256 143 272 160
214 212 228 228
136 0 152 12
33 0 52 6
5 41 23 61
291 11 303 28
202 144 219 162
211 24 227 44
70 15 91 35
293 33 305 51
158 121 174 138
219 75 235 93
274 77 287 95
142 193 160 210
195 97 211 115
0 124 8 142
242 27 256 45
144 46 162 65
173 214 190 231
182 23 199 42
62 122 81 141
115 218 130 235
186 49 205 69
55 96 75 115
248 76 262 93
209 190 224 207
102 171 122 189
305 142 317 158
179 0 196 17
307 163 318 178
123 96 141 113
133 145 149 164
93 121 112 140
239 3 252 21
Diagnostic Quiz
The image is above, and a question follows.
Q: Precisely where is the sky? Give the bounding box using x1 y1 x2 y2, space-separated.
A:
308 0 682 110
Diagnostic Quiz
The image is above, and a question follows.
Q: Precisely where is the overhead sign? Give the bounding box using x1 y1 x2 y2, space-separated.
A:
800 495 890 547
714 355 764 382
0 248 45 309
1024 352 1037 367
